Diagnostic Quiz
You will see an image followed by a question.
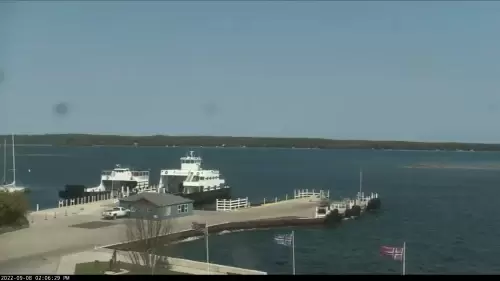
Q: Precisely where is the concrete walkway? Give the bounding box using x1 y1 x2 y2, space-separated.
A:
0 197 319 274
56 248 265 275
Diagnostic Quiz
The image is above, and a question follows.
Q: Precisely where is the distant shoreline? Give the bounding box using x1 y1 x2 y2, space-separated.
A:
404 163 500 170
1 134 500 152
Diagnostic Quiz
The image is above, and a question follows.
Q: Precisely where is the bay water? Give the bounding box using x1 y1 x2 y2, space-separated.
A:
3 146 500 274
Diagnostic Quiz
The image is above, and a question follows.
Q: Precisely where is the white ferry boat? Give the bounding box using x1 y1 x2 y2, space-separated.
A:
158 151 231 208
59 165 150 200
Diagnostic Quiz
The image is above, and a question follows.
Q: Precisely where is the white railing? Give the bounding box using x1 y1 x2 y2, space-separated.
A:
137 184 159 194
216 197 250 211
355 192 379 208
294 189 330 199
57 192 112 208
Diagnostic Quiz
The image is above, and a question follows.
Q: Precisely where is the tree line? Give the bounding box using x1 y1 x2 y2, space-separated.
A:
1 134 500 151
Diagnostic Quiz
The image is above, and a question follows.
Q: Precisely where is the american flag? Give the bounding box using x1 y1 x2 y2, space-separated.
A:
274 232 294 247
380 245 404 261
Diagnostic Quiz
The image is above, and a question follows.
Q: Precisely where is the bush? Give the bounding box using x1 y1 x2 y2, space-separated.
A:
0 192 29 227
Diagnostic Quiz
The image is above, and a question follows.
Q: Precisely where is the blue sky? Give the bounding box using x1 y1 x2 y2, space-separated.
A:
2 1 500 142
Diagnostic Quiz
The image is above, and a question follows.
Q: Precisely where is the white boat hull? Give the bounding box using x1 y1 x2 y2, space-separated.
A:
0 183 26 193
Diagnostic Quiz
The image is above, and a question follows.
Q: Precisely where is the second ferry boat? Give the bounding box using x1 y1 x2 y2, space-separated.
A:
158 151 231 208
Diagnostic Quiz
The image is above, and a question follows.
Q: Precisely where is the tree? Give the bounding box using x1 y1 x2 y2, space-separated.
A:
125 217 173 275
0 192 29 227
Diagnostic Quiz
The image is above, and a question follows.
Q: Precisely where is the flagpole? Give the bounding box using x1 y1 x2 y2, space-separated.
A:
292 231 296 275
402 242 406 276
206 223 210 274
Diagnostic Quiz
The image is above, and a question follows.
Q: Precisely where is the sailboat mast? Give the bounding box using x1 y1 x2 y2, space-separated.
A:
2 139 5 183
11 134 15 184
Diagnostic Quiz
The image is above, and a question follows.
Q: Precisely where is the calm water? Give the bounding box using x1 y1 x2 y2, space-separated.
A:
3 146 500 274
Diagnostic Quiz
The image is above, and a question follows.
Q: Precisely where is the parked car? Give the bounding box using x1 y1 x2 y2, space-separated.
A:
102 207 130 219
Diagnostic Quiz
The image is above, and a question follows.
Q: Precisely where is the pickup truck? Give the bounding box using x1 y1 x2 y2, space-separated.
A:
102 207 130 220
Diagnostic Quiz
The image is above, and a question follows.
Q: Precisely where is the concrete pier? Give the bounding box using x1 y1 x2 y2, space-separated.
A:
0 194 323 274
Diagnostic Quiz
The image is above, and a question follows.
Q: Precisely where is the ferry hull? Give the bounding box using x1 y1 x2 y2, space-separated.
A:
58 185 110 200
175 187 231 209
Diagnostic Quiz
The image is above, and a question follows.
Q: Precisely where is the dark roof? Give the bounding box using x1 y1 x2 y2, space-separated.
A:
119 192 193 207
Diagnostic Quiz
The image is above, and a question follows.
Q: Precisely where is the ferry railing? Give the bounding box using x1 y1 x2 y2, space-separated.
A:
138 184 159 194
216 197 250 211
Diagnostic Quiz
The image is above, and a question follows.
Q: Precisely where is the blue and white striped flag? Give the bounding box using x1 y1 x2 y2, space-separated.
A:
274 232 294 247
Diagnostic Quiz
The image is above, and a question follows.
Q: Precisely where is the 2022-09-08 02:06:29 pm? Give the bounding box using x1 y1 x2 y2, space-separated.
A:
0 276 71 281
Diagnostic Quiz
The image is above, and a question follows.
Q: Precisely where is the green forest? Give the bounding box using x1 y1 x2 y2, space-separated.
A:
1 134 499 151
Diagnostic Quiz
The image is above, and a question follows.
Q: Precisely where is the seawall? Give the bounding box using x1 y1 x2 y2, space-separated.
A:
107 216 332 251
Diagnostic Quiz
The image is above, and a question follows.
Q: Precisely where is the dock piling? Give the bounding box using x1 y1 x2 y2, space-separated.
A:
44 213 47 220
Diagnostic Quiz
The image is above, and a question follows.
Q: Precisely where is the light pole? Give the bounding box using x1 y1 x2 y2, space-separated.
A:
146 248 155 275
205 223 210 274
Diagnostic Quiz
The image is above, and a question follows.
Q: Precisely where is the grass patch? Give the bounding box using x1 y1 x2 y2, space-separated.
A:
70 221 115 229
74 261 188 275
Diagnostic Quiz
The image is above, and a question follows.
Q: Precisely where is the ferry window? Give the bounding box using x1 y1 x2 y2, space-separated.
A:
147 208 152 212
177 204 188 213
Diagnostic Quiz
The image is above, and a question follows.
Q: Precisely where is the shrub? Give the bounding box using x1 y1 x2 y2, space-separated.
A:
0 192 29 227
